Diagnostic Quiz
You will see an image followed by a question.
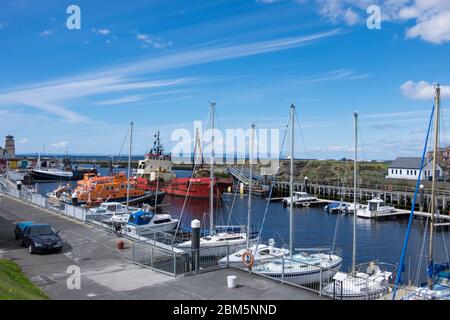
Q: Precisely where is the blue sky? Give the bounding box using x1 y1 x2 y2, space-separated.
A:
0 0 449 160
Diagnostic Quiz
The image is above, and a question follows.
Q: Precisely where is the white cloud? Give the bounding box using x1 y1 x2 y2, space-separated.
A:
39 30 52 37
400 81 450 100
50 141 68 148
294 0 450 44
404 10 450 44
344 8 360 25
18 138 28 144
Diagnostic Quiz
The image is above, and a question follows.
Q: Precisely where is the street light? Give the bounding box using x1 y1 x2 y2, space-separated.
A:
419 184 424 212
304 176 309 193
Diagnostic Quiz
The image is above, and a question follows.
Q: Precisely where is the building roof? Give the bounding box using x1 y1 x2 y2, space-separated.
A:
389 157 422 169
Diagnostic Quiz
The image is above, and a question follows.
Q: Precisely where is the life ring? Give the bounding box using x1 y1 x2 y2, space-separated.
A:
242 250 254 268
387 185 393 192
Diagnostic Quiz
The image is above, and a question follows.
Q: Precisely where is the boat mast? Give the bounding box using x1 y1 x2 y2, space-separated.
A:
290 104 295 258
210 102 216 236
126 122 133 213
247 123 255 248
352 111 358 274
428 84 440 289
154 131 161 210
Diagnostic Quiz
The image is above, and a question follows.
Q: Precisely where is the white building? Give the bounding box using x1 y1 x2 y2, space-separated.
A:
386 157 443 180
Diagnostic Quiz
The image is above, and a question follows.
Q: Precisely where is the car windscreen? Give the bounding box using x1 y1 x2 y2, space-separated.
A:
30 225 54 236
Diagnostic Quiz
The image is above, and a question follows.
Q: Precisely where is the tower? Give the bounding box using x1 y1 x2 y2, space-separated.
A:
5 135 15 159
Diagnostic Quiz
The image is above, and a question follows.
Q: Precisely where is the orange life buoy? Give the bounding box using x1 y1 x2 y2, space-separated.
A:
387 185 393 192
242 250 255 269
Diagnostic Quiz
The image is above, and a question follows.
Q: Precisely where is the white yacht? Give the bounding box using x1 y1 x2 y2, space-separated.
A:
323 262 392 300
253 251 342 285
357 198 395 219
252 105 342 285
282 192 317 206
125 209 179 236
177 231 256 256
323 112 392 300
218 239 289 266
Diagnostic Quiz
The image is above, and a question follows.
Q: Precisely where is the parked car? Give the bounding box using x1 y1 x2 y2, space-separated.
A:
16 223 64 254
14 221 35 240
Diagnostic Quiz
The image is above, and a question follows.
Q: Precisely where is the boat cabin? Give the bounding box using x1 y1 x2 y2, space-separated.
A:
367 199 387 212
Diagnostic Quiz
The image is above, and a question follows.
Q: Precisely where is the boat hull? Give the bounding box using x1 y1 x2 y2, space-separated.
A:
137 177 232 199
126 220 179 236
253 256 342 286
32 169 73 181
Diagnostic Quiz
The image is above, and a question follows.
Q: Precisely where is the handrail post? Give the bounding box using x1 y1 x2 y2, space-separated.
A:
319 268 323 296
151 247 154 269
173 253 177 277
281 257 285 284
226 244 230 268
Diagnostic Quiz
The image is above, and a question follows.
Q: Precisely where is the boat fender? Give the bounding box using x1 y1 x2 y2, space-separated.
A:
242 250 254 269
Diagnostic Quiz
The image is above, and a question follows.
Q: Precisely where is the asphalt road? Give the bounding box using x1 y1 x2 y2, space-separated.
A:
0 194 324 300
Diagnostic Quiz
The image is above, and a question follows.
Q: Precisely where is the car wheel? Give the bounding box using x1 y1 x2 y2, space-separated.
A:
29 244 35 254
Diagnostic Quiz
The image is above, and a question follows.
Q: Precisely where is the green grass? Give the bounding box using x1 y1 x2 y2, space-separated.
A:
0 259 49 300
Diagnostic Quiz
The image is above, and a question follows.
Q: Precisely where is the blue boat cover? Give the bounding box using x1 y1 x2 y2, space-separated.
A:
127 210 154 225
427 260 450 278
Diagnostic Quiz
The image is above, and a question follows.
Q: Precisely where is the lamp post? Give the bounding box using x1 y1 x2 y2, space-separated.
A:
304 176 309 193
419 184 424 212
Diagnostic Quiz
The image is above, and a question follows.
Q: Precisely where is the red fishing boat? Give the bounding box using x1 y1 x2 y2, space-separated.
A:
135 132 232 199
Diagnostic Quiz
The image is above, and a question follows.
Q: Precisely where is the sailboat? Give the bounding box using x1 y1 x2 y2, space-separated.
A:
176 103 255 255
394 85 450 300
219 124 289 266
252 104 342 285
322 112 392 300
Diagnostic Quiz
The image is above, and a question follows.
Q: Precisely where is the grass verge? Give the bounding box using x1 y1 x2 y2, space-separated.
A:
0 259 49 300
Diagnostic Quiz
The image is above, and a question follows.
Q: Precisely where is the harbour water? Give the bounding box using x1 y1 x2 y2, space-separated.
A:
35 168 450 285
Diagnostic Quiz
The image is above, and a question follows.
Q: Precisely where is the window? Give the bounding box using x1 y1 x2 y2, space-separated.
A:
400 170 402 175
407 170 409 175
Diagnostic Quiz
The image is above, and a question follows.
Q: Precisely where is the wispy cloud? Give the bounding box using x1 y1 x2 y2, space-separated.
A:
299 68 370 83
18 138 28 144
95 95 145 106
50 141 68 148
92 28 111 35
0 29 341 122
135 32 173 49
39 30 52 37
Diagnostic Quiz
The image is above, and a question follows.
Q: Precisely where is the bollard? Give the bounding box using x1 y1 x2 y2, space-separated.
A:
71 192 78 206
191 219 201 272
227 275 237 288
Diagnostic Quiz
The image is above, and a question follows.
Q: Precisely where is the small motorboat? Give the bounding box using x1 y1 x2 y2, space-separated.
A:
282 192 317 206
125 209 179 236
85 202 136 223
356 198 395 219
